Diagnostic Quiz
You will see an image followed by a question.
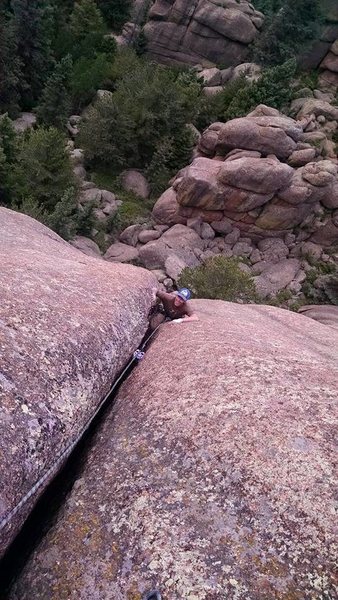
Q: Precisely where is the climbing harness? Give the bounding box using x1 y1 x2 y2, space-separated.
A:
143 591 162 600
0 324 162 534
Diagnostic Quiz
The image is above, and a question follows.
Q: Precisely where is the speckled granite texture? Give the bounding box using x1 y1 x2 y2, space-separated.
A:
9 300 338 599
0 208 157 557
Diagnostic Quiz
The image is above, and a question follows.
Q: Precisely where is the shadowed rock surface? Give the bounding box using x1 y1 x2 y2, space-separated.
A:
9 300 338 599
0 208 156 557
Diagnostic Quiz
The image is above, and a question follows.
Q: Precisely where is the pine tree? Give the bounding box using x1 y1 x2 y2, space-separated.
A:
12 0 54 108
253 0 322 65
96 0 132 32
0 115 17 203
0 10 22 117
11 127 76 211
37 55 73 129
68 0 106 60
70 0 104 42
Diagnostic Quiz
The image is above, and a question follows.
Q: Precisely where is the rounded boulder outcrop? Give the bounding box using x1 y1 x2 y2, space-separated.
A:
9 301 338 599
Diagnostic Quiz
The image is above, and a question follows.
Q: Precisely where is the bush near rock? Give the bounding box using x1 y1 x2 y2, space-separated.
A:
0 208 156 557
9 301 338 599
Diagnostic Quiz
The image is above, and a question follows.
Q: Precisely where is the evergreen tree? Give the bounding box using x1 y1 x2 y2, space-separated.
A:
70 0 105 59
11 127 76 211
37 55 73 129
0 115 17 203
253 0 322 66
0 10 22 117
96 0 132 32
12 0 55 107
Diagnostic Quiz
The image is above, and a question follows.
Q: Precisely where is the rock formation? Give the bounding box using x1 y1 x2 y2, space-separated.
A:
126 0 264 67
0 208 156 557
98 105 336 300
9 300 338 599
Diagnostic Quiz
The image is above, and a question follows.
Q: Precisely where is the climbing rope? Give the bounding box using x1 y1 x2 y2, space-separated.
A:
0 325 161 534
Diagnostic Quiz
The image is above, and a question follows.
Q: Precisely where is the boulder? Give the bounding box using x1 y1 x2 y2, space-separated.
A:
231 62 261 82
0 207 156 558
138 240 172 270
143 0 263 67
199 67 221 86
9 301 338 599
232 241 252 258
257 238 289 263
200 116 302 160
12 112 36 133
138 229 161 244
255 258 301 297
104 242 139 263
200 222 215 240
175 156 292 213
321 51 338 73
300 241 323 261
120 224 145 247
120 169 150 199
310 219 338 246
299 305 338 330
152 187 186 225
302 160 337 187
164 254 187 281
287 148 316 167
256 198 316 230
297 98 338 121
210 218 233 234
69 236 101 258
161 223 204 252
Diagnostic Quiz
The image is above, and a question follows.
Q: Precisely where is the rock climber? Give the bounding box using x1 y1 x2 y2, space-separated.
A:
149 288 199 330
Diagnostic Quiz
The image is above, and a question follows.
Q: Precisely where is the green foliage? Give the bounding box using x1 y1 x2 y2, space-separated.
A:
224 59 297 120
78 96 134 166
324 277 338 305
196 76 248 129
0 115 17 203
37 55 73 129
17 187 94 240
0 10 22 117
12 0 54 108
178 256 258 303
252 0 282 14
79 57 201 190
70 0 104 45
252 0 323 66
71 53 114 111
11 127 76 211
91 169 154 235
146 127 194 195
96 0 132 32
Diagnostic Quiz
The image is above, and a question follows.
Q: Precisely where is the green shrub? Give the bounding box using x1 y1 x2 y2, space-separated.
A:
178 256 258 303
224 59 297 120
17 187 94 240
196 76 248 129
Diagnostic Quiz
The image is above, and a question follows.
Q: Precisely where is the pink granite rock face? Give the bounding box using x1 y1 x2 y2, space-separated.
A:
0 208 157 557
142 0 263 67
9 300 338 599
